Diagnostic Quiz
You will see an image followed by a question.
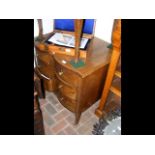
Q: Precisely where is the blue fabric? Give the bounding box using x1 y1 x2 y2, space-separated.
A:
54 19 95 34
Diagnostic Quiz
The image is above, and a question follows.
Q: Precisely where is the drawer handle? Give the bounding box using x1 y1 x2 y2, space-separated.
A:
59 47 65 51
58 85 63 89
55 72 73 88
60 97 64 101
59 71 63 76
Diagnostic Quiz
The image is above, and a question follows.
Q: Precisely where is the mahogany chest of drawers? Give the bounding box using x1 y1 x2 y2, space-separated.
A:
35 36 111 124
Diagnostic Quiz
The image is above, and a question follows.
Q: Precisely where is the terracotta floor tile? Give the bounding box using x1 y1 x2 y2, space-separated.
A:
40 92 103 135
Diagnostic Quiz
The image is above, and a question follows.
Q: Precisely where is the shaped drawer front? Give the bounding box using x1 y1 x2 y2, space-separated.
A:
57 77 77 101
55 61 80 87
57 91 76 113
37 53 54 67
38 66 55 79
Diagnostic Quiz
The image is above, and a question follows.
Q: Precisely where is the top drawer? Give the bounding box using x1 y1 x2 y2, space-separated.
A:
37 54 54 67
55 60 80 88
36 49 54 66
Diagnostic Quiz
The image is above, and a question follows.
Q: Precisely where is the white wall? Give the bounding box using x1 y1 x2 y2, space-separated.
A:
95 19 114 43
34 19 114 43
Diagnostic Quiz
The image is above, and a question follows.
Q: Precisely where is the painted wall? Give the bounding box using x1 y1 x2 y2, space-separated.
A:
34 19 114 43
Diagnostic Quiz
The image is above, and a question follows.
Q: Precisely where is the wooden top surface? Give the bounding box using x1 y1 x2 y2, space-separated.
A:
53 37 112 78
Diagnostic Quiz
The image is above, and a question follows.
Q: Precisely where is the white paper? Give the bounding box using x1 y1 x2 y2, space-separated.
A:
48 32 89 49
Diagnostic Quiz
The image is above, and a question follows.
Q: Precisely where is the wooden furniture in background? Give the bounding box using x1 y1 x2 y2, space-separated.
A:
34 19 112 124
34 73 44 134
34 19 57 92
34 52 57 92
34 69 45 98
95 19 121 117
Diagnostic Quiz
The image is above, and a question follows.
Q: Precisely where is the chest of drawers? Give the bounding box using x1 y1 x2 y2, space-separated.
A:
35 36 111 124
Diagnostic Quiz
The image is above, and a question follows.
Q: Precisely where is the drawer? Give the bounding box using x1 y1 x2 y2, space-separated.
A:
55 61 80 87
39 66 55 79
57 91 76 113
37 53 54 67
57 77 77 100
49 45 73 55
48 45 87 58
43 78 57 92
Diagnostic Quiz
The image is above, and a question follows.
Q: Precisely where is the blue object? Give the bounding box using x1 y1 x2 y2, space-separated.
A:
54 19 95 34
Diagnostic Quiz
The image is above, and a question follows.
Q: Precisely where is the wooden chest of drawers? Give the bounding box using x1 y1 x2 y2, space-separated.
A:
54 58 109 123
53 37 111 124
35 36 111 124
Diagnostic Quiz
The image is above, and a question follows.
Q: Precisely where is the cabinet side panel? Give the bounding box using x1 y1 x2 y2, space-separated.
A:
79 65 109 112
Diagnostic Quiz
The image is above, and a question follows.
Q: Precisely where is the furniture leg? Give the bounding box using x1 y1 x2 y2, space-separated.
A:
75 111 82 125
95 49 120 117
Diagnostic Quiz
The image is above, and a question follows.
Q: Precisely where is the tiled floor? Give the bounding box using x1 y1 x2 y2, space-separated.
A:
39 91 99 135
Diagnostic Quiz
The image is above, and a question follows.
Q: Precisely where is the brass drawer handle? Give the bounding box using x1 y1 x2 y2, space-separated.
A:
59 47 65 51
60 97 64 101
59 71 63 76
55 72 73 88
58 85 63 89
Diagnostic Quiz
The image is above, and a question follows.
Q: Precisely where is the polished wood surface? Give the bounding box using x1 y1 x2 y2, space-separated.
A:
36 49 55 79
35 46 57 92
34 71 45 98
53 37 111 78
35 37 111 124
95 19 121 118
55 60 81 87
110 76 121 97
53 37 111 124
